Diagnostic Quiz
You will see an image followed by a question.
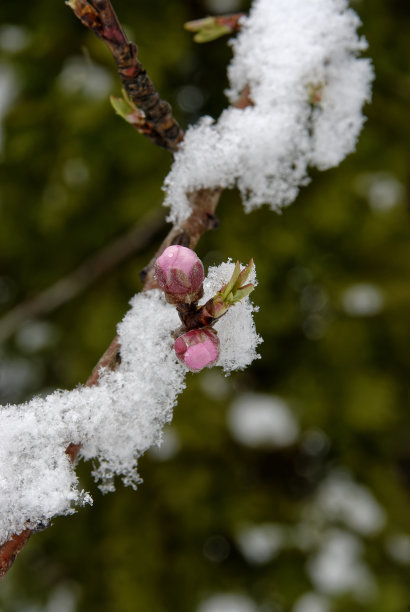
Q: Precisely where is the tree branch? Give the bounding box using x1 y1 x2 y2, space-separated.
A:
67 0 184 152
87 187 222 388
0 210 165 344
0 187 222 581
0 0 251 577
0 530 31 579
0 87 250 577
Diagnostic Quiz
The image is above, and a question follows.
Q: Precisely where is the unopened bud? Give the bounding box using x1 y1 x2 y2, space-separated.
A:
155 245 205 304
174 327 219 371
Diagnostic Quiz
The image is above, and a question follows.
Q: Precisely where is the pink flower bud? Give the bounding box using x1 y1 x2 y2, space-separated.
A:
155 245 205 304
174 328 220 372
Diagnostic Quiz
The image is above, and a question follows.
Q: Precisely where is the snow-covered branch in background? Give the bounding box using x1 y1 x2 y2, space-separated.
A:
0 261 261 545
164 0 374 224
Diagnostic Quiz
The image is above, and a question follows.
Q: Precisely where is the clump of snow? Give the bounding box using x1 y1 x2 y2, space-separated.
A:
164 0 373 225
0 291 183 543
197 593 258 612
0 64 20 154
342 283 384 317
385 533 410 565
354 171 405 212
236 523 285 565
307 529 376 599
149 426 181 462
292 592 331 612
57 55 113 100
203 261 262 373
315 470 386 535
0 263 260 545
227 393 299 448
0 25 30 54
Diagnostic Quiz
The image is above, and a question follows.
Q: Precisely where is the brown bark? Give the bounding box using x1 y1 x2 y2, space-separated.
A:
0 211 165 343
0 530 31 579
68 0 184 152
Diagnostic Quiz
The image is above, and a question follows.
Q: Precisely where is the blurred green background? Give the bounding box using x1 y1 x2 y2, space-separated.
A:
0 0 410 610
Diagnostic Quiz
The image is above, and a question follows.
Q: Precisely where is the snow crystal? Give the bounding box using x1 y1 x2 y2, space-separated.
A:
0 263 260 545
164 0 373 225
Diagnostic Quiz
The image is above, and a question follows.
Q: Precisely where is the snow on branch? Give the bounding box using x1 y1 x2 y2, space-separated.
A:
164 0 374 225
0 263 261 546
0 0 373 574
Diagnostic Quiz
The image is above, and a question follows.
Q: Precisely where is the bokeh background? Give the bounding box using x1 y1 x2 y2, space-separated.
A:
0 0 410 610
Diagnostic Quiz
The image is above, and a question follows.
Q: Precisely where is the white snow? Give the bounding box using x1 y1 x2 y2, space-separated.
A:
227 393 299 448
236 523 285 564
203 261 262 373
164 0 373 225
315 471 386 535
57 55 113 100
307 529 376 598
354 171 405 212
197 594 258 612
342 283 384 316
0 25 30 54
292 592 331 612
385 533 410 565
0 264 260 545
0 64 19 154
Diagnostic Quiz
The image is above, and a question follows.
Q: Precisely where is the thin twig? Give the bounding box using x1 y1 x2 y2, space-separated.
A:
67 0 184 152
0 210 165 344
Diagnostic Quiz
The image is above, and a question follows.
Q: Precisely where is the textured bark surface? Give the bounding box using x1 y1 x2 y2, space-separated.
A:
68 0 184 152
0 530 31 580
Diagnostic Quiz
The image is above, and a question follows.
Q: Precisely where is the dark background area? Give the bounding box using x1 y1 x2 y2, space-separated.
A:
0 0 410 610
